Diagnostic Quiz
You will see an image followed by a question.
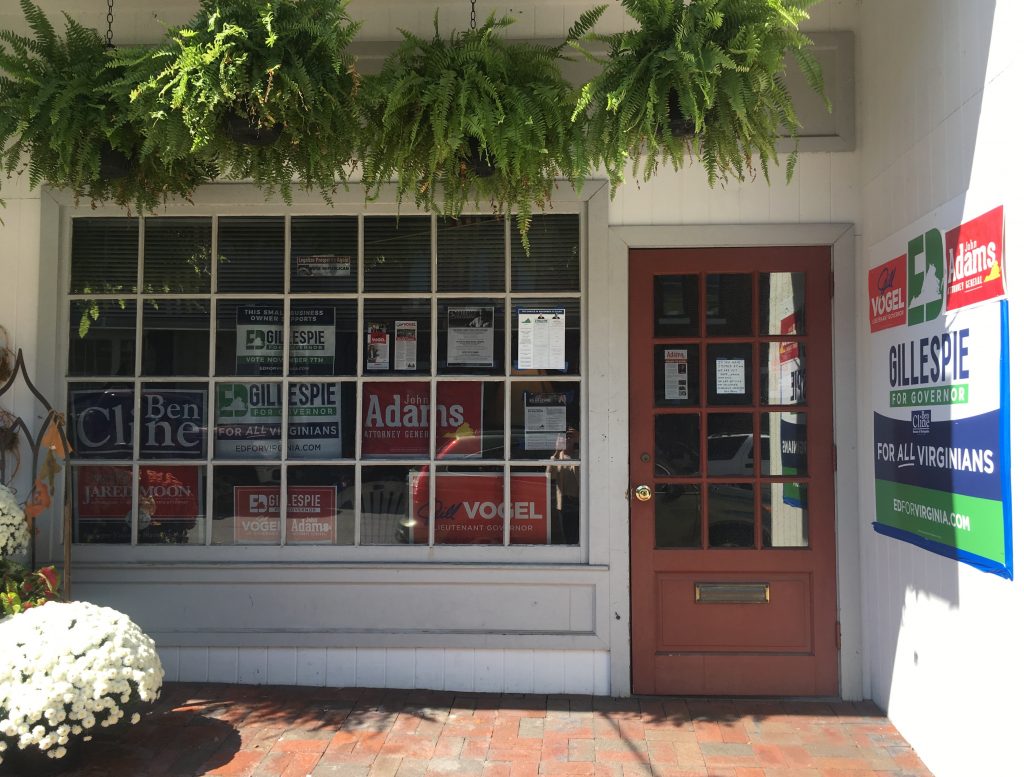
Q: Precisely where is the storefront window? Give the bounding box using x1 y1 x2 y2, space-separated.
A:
66 213 584 550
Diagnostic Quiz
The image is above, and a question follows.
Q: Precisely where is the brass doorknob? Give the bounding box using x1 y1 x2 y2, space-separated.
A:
634 485 652 502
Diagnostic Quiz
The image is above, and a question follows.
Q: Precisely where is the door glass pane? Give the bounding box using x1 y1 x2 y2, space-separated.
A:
216 217 284 293
761 412 808 476
438 301 504 375
285 466 356 546
511 214 579 292
137 465 206 545
655 484 700 548
290 216 358 293
761 342 807 405
762 483 809 548
706 274 752 336
364 216 431 293
212 465 281 545
144 217 212 293
363 299 431 374
288 300 357 377
708 483 755 548
438 216 505 292
141 300 210 376
216 300 284 377
707 413 754 477
655 345 699 406
654 415 700 477
706 343 753 406
71 217 138 294
759 272 806 335
653 275 698 338
361 466 421 545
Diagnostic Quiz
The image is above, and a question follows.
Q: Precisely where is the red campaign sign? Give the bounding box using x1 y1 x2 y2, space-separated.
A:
233 486 337 544
76 466 200 523
409 472 550 544
362 382 483 457
945 205 1005 311
779 313 799 363
868 255 908 332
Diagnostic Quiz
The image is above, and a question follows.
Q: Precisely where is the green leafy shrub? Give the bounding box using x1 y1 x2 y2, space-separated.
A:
573 0 828 192
0 562 60 616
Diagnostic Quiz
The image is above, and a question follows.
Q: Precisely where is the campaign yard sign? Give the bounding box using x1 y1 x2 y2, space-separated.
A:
75 465 201 524
408 472 550 544
233 486 337 544
235 304 336 375
868 205 1011 578
362 382 482 457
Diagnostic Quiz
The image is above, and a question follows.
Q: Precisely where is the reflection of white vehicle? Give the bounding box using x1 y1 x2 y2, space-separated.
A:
706 434 766 475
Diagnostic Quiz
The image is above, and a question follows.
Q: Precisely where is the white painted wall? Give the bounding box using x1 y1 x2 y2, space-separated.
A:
855 2 1024 775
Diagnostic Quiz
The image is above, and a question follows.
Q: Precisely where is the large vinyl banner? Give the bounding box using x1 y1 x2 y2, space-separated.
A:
868 205 1012 578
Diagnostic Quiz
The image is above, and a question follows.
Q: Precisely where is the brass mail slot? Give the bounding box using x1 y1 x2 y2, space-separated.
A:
694 582 770 604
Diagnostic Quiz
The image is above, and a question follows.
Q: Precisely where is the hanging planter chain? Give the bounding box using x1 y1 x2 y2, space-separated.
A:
470 0 476 31
105 0 114 48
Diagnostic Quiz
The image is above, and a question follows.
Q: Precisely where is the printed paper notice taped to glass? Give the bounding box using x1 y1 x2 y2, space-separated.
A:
524 391 567 451
394 320 417 371
715 359 746 395
366 323 390 371
517 308 565 370
664 349 689 400
295 255 351 278
447 306 494 367
868 204 1011 578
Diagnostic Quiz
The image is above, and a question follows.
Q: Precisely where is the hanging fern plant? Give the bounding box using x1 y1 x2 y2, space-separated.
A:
0 0 212 210
573 0 829 192
129 0 361 202
358 10 603 249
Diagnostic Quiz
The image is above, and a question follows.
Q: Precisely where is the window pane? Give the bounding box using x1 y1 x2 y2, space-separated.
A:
430 466 505 546
217 216 284 293
364 216 431 293
143 217 212 293
706 274 752 336
706 343 753 406
762 483 809 548
511 382 579 460
435 382 504 459
761 342 806 405
214 382 283 460
654 275 699 338
655 345 699 406
511 214 579 292
655 483 700 548
363 300 431 374
287 381 354 460
68 300 136 377
141 300 210 376
68 383 133 460
708 483 755 548
515 465 578 546
759 272 805 335
290 216 357 293
71 217 137 294
139 382 208 460
286 466 356 545
654 414 700 477
361 466 421 545
216 300 284 376
212 465 281 545
707 413 754 477
361 381 431 459
72 465 131 544
437 216 505 292
289 300 357 377
512 300 580 375
137 465 206 545
438 301 504 375
761 412 808 476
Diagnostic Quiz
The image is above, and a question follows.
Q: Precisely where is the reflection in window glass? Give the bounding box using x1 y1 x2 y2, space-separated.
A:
762 482 809 548
430 466 505 546
142 300 210 376
438 216 505 292
364 216 431 293
511 382 580 460
512 300 580 375
144 217 212 293
708 483 755 548
655 483 700 548
67 383 134 460
215 300 284 376
212 466 281 545
137 466 206 545
655 345 699 406
72 465 132 544
654 414 700 477
435 382 504 459
139 382 208 460
761 412 807 476
217 217 284 293
706 274 752 336
361 466 422 545
290 216 357 293
363 299 431 374
759 272 805 335
707 413 754 477
214 382 283 460
653 276 699 338
511 214 580 292
286 466 355 545
761 342 806 405
438 301 504 375
71 217 138 294
519 465 579 546
68 300 136 377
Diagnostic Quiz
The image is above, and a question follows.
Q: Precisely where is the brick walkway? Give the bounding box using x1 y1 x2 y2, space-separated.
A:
43 683 931 777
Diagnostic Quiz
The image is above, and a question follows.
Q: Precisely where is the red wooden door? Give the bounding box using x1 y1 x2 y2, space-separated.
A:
628 247 838 696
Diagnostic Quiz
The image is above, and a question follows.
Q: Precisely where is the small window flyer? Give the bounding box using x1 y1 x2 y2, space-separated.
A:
447 306 494 366
664 349 689 400
716 358 746 395
366 323 390 371
294 254 352 278
394 320 418 371
524 391 568 451
517 308 565 370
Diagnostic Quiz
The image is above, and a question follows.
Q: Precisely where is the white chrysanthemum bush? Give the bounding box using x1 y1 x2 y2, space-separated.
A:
0 602 164 764
0 485 29 559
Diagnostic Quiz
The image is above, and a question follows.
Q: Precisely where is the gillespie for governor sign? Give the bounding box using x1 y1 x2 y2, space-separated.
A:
868 205 1011 578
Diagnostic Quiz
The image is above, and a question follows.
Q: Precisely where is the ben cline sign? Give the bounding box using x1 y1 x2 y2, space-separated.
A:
408 472 550 544
233 486 337 544
70 388 206 459
868 204 1011 578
